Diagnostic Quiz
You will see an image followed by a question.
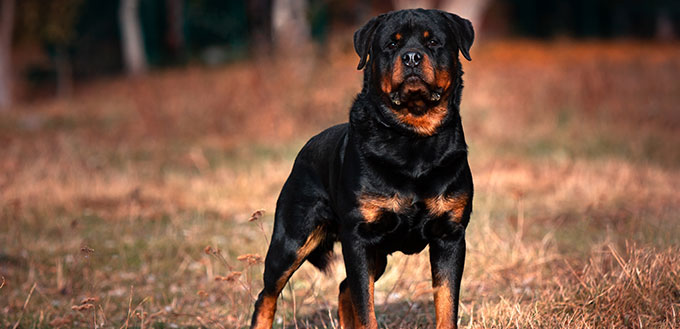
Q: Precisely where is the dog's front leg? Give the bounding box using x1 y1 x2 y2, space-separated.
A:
429 227 466 329
340 238 384 329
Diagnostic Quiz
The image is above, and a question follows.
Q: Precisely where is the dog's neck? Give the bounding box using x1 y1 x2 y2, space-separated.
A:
348 95 467 178
351 91 466 144
354 89 462 134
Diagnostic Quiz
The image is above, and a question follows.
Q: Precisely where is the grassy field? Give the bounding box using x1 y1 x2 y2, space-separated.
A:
1 41 679 328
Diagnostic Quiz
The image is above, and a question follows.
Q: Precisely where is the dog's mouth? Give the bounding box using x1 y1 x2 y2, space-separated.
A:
388 75 442 113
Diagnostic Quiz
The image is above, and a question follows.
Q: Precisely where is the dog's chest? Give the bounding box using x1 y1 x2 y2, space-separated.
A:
357 189 468 223
355 191 468 253
356 198 429 253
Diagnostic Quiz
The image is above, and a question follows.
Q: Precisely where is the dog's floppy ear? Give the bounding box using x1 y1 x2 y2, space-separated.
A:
439 11 474 61
354 14 384 70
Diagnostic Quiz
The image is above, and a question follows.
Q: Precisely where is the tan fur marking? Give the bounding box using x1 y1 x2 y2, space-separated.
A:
435 70 452 91
426 194 468 222
351 276 377 329
365 276 377 328
433 280 456 329
368 276 375 313
338 286 355 329
420 54 436 85
358 194 412 223
392 104 448 136
395 33 402 40
253 227 325 328
424 31 430 38
388 55 448 136
252 295 277 329
390 57 404 87
339 268 382 329
381 56 404 94
381 74 392 94
274 226 326 292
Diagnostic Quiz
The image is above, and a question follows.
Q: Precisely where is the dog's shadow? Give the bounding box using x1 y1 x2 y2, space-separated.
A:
280 300 438 329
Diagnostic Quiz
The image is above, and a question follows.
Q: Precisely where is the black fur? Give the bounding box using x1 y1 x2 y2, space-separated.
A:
250 9 475 329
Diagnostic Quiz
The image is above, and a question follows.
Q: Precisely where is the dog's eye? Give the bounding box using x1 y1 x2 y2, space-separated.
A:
387 41 398 50
427 39 439 48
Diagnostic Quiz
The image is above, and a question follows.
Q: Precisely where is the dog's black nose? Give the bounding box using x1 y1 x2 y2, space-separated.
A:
402 51 422 67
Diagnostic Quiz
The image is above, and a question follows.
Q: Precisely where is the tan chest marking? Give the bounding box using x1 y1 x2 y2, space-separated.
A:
392 104 448 136
425 194 469 222
358 194 413 223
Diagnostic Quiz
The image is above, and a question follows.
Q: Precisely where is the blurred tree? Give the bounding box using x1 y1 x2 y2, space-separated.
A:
165 0 185 56
439 0 491 28
14 0 84 98
45 0 84 97
247 0 273 56
393 0 434 10
309 0 329 45
373 0 394 13
656 8 676 40
272 0 310 53
185 0 249 64
120 0 147 75
0 0 15 110
326 0 368 27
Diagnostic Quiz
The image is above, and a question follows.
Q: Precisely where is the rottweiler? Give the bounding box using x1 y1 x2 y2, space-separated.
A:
250 9 474 329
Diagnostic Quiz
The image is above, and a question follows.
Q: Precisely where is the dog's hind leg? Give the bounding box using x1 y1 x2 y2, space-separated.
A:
337 279 355 328
250 224 327 329
250 191 331 329
250 225 326 328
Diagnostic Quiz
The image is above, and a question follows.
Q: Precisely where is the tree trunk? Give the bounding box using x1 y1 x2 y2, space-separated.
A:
247 0 273 56
392 0 435 10
165 0 184 56
272 0 310 53
439 0 491 28
55 45 73 98
655 10 675 41
119 0 147 76
0 0 15 110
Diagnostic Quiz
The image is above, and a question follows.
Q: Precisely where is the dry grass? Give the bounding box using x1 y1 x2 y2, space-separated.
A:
1 40 679 328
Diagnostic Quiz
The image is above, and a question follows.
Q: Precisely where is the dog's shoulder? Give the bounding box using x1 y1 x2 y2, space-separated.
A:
297 123 348 162
286 123 349 188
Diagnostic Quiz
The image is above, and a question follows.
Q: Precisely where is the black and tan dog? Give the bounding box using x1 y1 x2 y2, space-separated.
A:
250 9 474 329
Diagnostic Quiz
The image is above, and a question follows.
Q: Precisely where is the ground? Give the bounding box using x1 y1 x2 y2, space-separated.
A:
1 41 679 328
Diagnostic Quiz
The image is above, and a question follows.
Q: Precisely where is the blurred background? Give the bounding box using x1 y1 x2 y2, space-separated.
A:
1 1 679 328
0 0 679 104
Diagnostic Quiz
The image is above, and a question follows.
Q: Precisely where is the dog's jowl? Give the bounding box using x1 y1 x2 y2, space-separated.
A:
250 9 475 329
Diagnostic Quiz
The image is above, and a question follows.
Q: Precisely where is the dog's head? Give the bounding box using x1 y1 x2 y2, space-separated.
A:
354 9 473 136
